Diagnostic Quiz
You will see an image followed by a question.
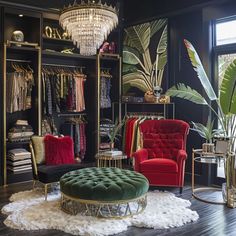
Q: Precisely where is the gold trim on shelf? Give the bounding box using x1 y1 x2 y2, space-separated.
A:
60 192 147 218
3 43 7 187
6 40 39 48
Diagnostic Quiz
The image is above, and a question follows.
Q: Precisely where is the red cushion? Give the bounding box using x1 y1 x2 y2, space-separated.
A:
44 135 75 165
140 158 178 173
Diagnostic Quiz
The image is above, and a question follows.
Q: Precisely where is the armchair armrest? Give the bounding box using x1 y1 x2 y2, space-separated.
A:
176 149 187 167
133 148 148 172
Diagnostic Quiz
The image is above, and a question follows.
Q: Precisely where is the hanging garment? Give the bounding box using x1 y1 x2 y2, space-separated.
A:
7 71 34 113
100 76 112 109
42 70 87 115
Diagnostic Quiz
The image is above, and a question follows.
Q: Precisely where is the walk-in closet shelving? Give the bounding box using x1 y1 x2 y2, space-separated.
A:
96 53 122 153
3 8 41 185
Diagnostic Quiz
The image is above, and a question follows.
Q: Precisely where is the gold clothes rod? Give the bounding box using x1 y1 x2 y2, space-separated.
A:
42 63 85 69
6 59 31 63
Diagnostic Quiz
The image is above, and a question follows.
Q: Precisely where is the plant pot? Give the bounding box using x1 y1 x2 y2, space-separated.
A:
109 142 114 151
202 143 215 153
214 137 230 154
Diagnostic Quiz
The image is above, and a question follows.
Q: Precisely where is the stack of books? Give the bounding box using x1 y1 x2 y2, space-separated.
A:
102 150 123 157
7 148 32 173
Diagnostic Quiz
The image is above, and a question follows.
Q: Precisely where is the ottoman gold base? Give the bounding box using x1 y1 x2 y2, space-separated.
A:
61 193 147 218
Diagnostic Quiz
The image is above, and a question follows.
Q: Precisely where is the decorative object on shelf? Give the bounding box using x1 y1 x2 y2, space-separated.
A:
122 19 167 96
144 91 158 103
59 0 119 56
144 91 169 104
215 137 230 154
45 26 53 38
11 30 24 46
99 41 116 54
60 48 74 54
122 95 144 103
158 95 170 103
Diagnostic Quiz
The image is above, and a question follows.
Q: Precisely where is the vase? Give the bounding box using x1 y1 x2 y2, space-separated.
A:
109 142 114 151
202 143 215 153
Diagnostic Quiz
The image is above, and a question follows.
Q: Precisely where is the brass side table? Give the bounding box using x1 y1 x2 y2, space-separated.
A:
95 152 127 168
192 149 226 205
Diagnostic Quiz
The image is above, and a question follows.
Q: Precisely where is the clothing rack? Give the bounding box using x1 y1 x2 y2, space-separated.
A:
42 63 85 69
57 113 87 117
126 112 164 118
7 59 31 63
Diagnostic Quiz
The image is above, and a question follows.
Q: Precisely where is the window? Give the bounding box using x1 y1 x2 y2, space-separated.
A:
215 18 236 178
216 19 236 45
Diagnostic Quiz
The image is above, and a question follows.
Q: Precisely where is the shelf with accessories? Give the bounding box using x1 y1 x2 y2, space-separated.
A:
2 9 42 186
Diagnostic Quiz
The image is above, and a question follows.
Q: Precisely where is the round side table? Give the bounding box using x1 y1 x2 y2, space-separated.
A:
95 152 127 168
192 149 226 205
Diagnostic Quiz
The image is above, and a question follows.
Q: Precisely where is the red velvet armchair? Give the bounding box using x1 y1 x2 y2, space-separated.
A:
133 119 189 193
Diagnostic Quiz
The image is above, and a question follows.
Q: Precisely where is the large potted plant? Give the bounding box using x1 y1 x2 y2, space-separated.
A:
166 39 236 207
166 39 236 147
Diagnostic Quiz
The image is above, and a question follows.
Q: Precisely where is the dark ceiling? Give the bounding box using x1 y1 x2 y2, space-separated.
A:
1 0 232 24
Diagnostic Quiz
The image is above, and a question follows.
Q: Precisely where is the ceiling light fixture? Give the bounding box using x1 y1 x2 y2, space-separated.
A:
59 0 118 56
19 14 23 17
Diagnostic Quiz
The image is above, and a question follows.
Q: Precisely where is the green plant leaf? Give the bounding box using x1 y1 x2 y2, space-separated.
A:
157 50 167 70
184 39 217 101
123 71 152 92
154 25 168 87
220 58 236 115
143 49 152 72
150 19 167 38
123 46 142 65
166 83 208 105
124 23 151 53
123 73 151 92
156 25 168 54
122 64 138 74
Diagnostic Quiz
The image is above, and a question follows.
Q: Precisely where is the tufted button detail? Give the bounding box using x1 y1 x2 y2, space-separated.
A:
60 167 149 201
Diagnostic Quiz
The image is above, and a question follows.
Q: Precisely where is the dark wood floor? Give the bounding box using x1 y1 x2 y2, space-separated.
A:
0 182 236 236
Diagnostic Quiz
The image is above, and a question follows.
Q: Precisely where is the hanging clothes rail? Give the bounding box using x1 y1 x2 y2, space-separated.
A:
42 63 85 69
57 113 87 117
6 59 31 63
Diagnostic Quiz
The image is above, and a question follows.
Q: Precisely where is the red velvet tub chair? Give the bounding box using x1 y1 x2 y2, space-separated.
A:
133 119 189 193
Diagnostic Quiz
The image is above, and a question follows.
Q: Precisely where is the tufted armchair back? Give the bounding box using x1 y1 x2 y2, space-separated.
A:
140 119 189 160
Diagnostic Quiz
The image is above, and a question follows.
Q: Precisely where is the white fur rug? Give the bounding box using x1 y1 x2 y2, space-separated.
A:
1 189 199 236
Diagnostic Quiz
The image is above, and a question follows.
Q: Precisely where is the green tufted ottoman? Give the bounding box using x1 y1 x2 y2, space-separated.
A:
60 167 149 218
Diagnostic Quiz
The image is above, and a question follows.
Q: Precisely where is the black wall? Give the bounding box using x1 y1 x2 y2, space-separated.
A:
124 0 236 184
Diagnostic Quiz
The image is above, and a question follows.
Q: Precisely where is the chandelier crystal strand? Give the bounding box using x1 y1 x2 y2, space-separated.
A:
59 0 118 56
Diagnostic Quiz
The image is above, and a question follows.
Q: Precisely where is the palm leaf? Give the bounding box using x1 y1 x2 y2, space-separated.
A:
124 23 151 53
150 19 167 38
166 83 208 105
220 58 236 115
184 39 217 101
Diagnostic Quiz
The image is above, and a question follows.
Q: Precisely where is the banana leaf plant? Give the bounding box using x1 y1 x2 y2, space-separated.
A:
123 19 168 94
191 117 224 143
166 39 236 149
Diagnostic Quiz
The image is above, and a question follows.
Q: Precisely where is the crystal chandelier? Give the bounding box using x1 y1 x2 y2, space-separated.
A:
59 0 118 56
